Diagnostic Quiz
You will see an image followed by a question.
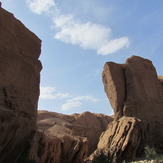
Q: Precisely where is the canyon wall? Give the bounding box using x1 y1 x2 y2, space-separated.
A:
29 111 113 163
0 8 113 163
1 7 163 163
0 8 42 163
89 56 163 162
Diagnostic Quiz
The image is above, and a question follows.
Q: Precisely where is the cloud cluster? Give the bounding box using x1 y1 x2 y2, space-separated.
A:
26 0 55 14
54 15 130 55
40 87 99 111
26 0 130 55
61 95 99 111
40 87 71 100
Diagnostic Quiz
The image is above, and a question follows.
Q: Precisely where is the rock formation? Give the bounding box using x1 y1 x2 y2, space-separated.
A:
90 56 163 162
0 8 42 163
29 130 88 163
0 8 113 163
1 7 163 163
29 111 113 163
158 76 163 86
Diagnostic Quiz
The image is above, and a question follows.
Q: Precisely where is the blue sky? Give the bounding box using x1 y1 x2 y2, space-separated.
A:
1 0 163 115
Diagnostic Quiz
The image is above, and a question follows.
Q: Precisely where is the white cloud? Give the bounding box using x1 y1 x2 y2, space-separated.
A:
26 0 55 14
61 101 82 111
40 87 71 100
54 15 130 55
97 37 130 55
26 0 130 55
40 87 99 111
61 95 99 111
70 96 99 103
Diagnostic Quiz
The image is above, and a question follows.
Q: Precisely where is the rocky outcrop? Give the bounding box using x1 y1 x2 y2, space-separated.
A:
158 76 163 86
97 117 144 162
30 110 113 162
0 8 113 163
102 56 163 120
90 56 163 162
0 8 42 163
29 131 88 163
2 7 162 163
102 62 125 120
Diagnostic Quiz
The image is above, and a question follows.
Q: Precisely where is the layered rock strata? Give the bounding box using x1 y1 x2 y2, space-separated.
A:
0 8 42 163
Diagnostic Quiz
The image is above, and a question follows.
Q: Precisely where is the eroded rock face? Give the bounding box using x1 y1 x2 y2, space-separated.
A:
0 8 42 162
0 8 113 163
102 62 125 120
97 117 144 162
102 56 163 120
91 56 163 162
123 56 163 120
32 110 113 162
29 131 88 163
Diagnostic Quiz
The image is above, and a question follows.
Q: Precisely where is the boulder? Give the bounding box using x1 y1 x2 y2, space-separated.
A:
0 8 42 162
97 117 144 162
102 62 125 120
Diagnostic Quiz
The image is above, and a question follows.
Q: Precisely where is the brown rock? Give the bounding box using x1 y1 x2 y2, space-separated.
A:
29 131 62 163
35 110 113 162
102 56 163 120
0 8 42 162
93 56 163 162
71 111 113 154
97 117 144 162
124 56 163 120
124 57 163 153
29 130 88 163
102 62 125 120
158 76 163 85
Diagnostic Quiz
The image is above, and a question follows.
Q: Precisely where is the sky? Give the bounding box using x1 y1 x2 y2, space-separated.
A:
1 0 163 115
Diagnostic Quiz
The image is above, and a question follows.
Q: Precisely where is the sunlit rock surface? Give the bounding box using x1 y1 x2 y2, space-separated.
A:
89 56 163 162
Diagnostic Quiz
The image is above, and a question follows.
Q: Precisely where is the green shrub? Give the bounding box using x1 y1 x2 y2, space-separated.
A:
144 146 157 159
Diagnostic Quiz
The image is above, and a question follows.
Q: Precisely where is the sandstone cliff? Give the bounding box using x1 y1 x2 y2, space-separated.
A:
90 56 163 162
0 8 42 163
28 111 113 163
0 8 113 163
1 7 163 163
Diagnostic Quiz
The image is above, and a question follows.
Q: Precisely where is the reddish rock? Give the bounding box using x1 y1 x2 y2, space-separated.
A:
102 62 125 120
102 56 163 120
93 56 163 162
0 8 42 162
35 110 113 162
124 56 163 120
71 111 113 154
29 131 88 163
88 117 144 162
97 117 144 162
